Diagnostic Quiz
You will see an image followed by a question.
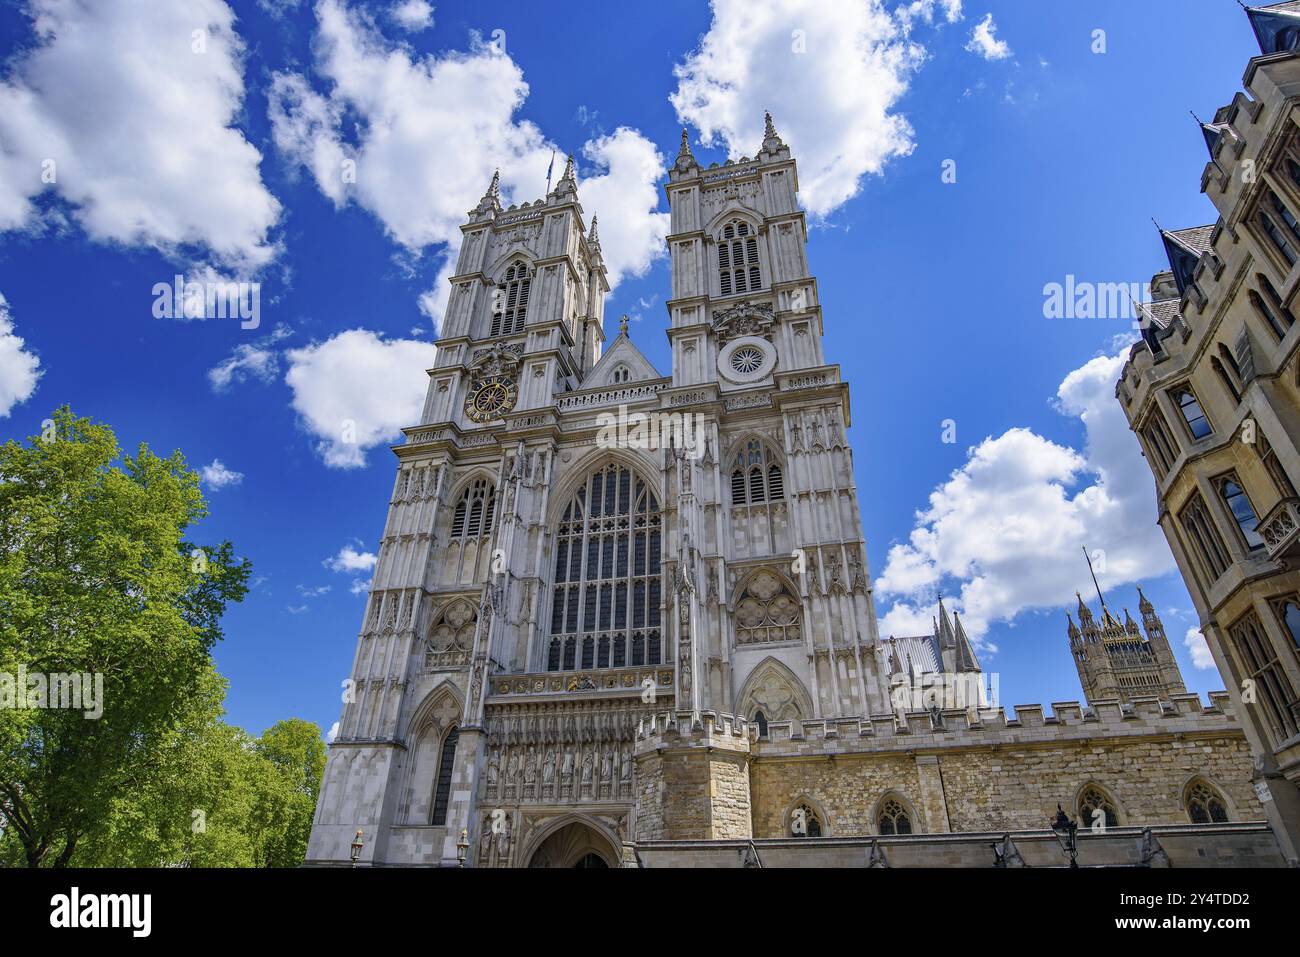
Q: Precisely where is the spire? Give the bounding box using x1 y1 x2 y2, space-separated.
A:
1067 613 1080 641
588 214 600 250
1124 608 1140 635
952 613 981 673
674 127 697 172
1137 586 1154 616
474 168 502 214
551 154 577 198
761 110 785 153
887 639 904 676
1244 4 1300 56
1192 110 1222 160
936 597 956 648
1076 591 1095 624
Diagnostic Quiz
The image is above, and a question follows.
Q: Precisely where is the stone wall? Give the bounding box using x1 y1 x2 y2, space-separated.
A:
633 711 752 840
748 694 1264 838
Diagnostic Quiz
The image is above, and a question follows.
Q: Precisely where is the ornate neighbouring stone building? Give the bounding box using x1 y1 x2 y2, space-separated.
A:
307 112 1286 869
1069 588 1187 707
1116 1 1300 865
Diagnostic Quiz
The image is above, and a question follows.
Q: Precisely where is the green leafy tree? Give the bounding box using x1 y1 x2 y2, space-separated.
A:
0 407 250 866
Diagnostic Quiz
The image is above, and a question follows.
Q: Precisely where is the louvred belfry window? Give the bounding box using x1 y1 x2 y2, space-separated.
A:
546 464 662 672
491 262 531 336
451 479 496 540
718 221 761 296
730 439 784 506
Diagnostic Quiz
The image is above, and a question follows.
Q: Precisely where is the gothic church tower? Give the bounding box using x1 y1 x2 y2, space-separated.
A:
307 118 893 866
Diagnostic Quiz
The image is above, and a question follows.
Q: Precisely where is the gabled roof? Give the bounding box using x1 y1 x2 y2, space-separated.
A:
881 634 940 677
1159 226 1209 296
581 323 664 389
1247 3 1300 56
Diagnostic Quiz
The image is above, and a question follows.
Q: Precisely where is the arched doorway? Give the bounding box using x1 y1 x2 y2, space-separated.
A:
526 821 619 868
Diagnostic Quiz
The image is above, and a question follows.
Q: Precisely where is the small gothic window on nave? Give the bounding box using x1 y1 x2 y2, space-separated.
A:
1186 781 1230 824
878 798 912 835
1078 786 1119 830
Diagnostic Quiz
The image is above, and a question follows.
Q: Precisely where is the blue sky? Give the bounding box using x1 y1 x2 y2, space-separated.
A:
0 0 1263 736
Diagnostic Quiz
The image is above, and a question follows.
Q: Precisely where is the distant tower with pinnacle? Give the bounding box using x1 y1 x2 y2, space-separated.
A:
1067 551 1186 705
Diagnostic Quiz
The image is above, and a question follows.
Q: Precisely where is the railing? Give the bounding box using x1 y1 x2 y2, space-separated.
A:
1257 497 1300 563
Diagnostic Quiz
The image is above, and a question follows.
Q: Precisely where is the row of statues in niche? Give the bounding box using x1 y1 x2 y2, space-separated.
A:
483 742 634 798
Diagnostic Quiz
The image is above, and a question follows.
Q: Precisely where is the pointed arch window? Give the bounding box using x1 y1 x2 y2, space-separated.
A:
1258 431 1298 499
451 479 496 540
790 802 822 837
611 364 631 384
1078 785 1119 830
718 220 761 296
1170 386 1212 440
491 262 531 336
730 439 784 506
1259 201 1299 266
546 463 662 671
753 710 769 739
1185 779 1230 824
1215 472 1264 551
878 797 913 835
430 726 459 826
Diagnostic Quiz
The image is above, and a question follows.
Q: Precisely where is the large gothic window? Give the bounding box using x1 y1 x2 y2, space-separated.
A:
730 439 783 506
451 479 496 540
734 571 801 645
491 262 531 336
547 463 662 671
718 220 761 296
430 726 459 826
1185 779 1230 824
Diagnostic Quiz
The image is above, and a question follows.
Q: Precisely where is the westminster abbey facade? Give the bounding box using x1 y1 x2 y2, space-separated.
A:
307 117 1287 868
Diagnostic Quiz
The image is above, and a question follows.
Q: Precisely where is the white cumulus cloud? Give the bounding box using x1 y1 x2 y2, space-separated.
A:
284 329 437 468
268 0 666 327
1184 627 1216 670
389 0 433 31
876 349 1175 649
325 542 378 573
965 12 1011 60
0 293 42 418
0 0 281 273
670 0 947 217
208 324 293 392
200 458 244 490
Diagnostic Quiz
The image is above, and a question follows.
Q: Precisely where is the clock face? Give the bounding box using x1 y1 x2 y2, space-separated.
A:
464 374 518 423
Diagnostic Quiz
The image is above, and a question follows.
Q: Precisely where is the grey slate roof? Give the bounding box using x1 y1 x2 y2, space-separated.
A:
1168 224 1215 254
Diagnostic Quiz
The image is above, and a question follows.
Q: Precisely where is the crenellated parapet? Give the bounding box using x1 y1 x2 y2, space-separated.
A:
754 693 1239 755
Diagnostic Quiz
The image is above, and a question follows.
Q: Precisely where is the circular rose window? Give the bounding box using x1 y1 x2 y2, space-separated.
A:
718 336 776 384
730 346 764 375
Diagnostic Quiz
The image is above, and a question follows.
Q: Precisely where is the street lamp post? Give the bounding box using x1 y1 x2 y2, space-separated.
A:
1050 804 1079 868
